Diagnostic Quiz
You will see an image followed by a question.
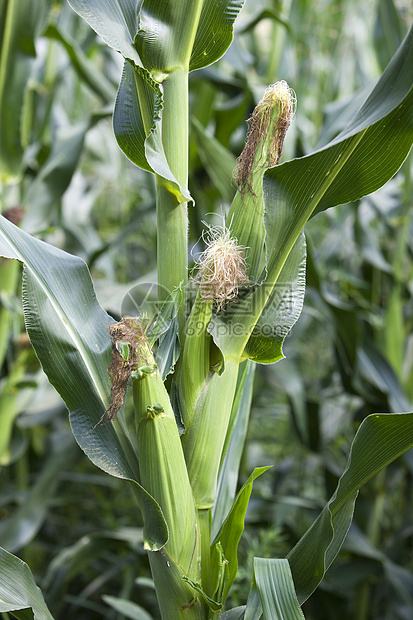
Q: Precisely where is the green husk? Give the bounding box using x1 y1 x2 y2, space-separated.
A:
182 357 240 509
227 81 295 282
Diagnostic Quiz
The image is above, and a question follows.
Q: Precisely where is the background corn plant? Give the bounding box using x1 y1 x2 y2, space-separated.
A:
1 0 413 619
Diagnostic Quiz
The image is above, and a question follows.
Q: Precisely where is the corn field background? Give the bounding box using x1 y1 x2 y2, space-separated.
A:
1 0 413 619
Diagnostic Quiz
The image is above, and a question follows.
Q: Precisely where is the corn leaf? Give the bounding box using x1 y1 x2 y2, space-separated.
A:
135 0 244 77
288 411 413 604
113 60 190 202
0 215 168 551
70 0 244 200
67 0 189 202
0 547 55 619
102 595 153 620
212 466 272 603
254 558 305 620
242 233 306 364
66 0 142 68
244 579 262 620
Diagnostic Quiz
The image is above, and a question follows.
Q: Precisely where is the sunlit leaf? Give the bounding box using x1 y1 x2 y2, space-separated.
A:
254 558 305 619
288 411 413 603
0 215 168 551
113 60 190 202
0 547 55 619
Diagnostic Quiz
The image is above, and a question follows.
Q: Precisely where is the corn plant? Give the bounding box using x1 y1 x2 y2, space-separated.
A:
1 1 413 619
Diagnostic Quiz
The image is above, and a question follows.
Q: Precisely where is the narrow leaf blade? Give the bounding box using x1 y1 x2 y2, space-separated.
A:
0 547 55 619
288 411 413 604
254 558 305 620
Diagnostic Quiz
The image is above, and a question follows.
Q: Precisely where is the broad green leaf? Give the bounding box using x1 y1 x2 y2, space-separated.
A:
113 61 190 202
212 466 271 603
254 558 305 620
69 0 242 202
287 411 413 604
68 0 190 202
114 61 154 172
135 0 245 76
135 0 204 78
0 215 168 551
67 0 143 68
102 595 153 620
212 360 255 540
0 0 51 179
244 579 263 620
0 547 55 619
189 0 245 71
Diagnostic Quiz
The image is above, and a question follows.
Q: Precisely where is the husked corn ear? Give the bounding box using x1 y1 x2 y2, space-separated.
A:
137 404 199 575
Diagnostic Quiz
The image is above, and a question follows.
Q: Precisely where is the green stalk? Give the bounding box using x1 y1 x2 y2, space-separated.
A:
156 68 189 334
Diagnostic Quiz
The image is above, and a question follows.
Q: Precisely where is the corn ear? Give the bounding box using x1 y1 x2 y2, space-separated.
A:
179 290 212 427
227 81 295 282
182 357 239 508
148 551 205 620
137 405 199 575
